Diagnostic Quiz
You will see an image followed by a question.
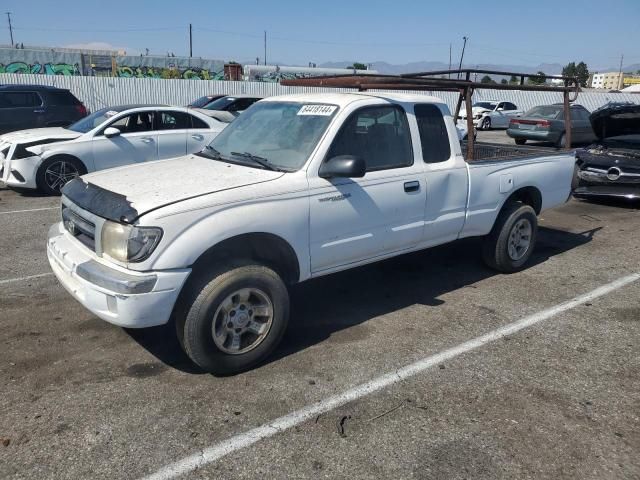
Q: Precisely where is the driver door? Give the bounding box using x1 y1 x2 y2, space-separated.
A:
92 111 158 171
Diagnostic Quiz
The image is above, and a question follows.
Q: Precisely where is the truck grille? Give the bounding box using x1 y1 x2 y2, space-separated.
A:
62 204 96 251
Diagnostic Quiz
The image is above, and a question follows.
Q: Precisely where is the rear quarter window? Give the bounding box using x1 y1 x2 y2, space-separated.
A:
414 104 451 163
46 91 81 106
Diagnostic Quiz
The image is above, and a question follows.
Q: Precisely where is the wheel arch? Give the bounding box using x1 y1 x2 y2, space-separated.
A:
189 232 301 286
502 186 542 215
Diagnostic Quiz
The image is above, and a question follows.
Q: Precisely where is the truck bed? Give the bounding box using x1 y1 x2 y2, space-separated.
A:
462 141 566 163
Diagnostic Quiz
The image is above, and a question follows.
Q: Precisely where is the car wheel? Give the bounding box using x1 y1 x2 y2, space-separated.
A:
482 202 538 273
515 138 526 145
481 117 491 130
556 133 567 148
35 156 86 196
175 261 290 375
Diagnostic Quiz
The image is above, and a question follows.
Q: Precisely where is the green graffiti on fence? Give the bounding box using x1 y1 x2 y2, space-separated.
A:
0 61 80 75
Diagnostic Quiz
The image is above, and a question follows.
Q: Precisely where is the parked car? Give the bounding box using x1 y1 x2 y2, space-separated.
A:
0 105 228 195
187 94 226 109
573 102 640 201
507 104 596 147
456 122 477 141
195 95 263 116
458 100 523 130
0 84 88 134
47 92 577 374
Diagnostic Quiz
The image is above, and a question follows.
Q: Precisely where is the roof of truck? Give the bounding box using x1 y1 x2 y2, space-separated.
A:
262 91 446 108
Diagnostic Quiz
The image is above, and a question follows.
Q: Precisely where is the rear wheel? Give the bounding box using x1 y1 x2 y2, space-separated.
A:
36 156 86 195
482 202 538 273
556 133 567 148
481 117 491 130
515 138 526 145
175 262 290 375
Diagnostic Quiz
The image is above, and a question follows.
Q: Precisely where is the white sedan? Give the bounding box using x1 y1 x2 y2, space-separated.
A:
458 100 523 130
0 105 229 195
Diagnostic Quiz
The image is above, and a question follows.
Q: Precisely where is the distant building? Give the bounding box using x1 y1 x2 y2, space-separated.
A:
623 76 640 87
591 72 624 90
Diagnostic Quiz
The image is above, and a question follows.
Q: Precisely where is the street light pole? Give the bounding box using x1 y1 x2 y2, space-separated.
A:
6 12 14 46
457 36 468 79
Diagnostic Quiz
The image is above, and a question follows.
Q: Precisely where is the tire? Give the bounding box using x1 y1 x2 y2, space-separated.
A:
35 155 86 196
481 117 491 130
556 133 567 148
175 261 290 375
515 138 526 146
482 202 538 273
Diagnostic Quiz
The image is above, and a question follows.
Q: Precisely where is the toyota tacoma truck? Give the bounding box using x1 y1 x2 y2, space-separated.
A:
47 92 576 374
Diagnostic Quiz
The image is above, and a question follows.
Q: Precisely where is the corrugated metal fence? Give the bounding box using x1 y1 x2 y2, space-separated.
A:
1 73 638 114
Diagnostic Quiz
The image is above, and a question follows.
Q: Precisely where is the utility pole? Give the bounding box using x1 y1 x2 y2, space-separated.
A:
189 24 193 57
6 12 14 46
448 43 452 78
264 31 267 66
457 36 468 79
618 53 624 89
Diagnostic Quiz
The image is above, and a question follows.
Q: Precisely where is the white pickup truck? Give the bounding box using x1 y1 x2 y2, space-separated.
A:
47 92 576 374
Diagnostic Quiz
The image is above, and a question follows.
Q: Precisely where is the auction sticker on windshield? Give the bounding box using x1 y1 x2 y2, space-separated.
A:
297 105 337 116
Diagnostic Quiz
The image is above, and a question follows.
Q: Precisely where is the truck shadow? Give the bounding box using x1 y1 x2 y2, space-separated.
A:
126 225 600 375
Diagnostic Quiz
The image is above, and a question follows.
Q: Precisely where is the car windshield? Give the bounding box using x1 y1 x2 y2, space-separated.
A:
204 101 339 171
204 97 238 110
525 106 562 119
473 102 497 110
68 107 122 133
190 96 218 108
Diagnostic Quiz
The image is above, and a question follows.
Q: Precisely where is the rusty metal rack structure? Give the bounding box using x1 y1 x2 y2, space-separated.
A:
282 69 580 160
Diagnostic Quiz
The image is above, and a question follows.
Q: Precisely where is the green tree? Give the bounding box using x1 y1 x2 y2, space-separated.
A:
562 61 590 87
500 78 508 84
528 71 547 85
509 75 519 84
480 75 494 84
348 62 368 70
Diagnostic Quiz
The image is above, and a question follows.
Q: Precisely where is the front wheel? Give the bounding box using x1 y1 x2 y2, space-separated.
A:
481 117 491 130
175 262 290 375
515 138 526 145
482 202 538 273
36 156 86 195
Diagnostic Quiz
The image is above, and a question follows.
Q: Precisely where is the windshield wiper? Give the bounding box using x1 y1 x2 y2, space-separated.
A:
198 145 225 160
230 151 282 171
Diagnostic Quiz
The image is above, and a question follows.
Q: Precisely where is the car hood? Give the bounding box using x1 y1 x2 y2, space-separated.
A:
458 107 490 117
590 103 640 140
62 154 285 222
0 127 81 144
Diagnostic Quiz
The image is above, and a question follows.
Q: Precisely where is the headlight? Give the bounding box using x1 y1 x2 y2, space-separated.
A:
474 113 484 119
101 221 162 263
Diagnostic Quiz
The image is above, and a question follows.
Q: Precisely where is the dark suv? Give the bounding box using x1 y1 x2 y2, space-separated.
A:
0 85 88 134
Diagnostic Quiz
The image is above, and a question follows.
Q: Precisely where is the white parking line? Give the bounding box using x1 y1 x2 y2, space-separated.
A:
0 207 58 215
141 272 640 480
0 272 54 285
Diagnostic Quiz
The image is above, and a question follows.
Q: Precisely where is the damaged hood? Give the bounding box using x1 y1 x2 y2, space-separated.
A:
590 103 640 140
0 127 81 144
458 107 491 118
62 154 285 222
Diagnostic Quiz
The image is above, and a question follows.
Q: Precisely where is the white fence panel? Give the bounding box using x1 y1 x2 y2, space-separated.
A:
1 73 638 115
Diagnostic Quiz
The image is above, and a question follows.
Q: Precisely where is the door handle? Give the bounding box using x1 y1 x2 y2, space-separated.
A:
33 109 45 113
404 181 420 193
191 134 204 140
140 137 154 143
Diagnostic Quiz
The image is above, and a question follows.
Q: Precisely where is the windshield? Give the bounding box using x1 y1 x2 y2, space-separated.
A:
68 107 122 133
206 101 339 171
473 102 497 110
525 106 562 119
190 96 218 108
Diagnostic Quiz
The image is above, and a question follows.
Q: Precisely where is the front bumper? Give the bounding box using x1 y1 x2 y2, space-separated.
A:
1 155 41 189
573 185 640 200
47 222 191 328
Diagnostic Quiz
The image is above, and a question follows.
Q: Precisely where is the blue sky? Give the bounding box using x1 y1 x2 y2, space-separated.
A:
3 0 639 69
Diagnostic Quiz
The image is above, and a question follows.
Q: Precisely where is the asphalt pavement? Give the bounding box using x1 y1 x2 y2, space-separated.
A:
1 135 639 479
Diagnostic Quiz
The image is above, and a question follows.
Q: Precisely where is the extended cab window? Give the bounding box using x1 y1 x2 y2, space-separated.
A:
414 104 451 163
327 105 413 172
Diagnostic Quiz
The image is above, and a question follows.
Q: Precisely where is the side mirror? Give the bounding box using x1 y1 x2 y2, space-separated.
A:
497 107 504 112
319 155 366 179
103 127 121 138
